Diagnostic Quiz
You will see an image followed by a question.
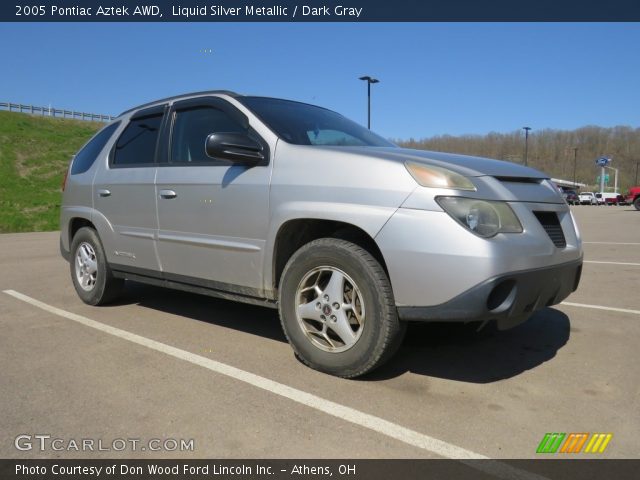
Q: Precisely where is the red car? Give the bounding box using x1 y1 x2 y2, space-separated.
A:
626 186 640 210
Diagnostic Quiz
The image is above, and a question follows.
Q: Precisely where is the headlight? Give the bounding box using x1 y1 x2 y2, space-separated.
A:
436 197 523 238
405 161 476 191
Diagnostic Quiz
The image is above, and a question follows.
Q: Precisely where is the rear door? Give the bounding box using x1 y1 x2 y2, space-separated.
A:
155 97 271 294
93 105 165 272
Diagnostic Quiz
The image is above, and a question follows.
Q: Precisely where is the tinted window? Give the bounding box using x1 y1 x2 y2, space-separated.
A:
71 122 120 175
239 96 394 147
113 114 163 166
305 129 367 146
170 107 245 164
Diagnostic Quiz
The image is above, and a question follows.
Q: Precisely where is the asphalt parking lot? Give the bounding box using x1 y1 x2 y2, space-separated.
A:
1 205 638 460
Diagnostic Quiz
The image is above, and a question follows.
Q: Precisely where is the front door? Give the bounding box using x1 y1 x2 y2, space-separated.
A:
155 98 271 294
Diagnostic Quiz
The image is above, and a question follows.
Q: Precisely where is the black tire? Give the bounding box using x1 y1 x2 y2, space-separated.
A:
70 227 123 305
278 238 406 378
634 197 640 211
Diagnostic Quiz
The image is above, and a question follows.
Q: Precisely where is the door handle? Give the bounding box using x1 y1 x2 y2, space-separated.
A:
97 189 111 197
159 189 177 199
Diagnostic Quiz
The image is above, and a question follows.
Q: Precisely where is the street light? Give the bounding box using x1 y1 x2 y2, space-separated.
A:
573 147 578 187
359 75 379 129
522 126 532 166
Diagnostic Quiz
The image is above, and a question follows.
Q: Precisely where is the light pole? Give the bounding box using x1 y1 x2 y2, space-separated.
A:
573 147 578 187
522 127 532 166
359 76 379 129
635 161 639 185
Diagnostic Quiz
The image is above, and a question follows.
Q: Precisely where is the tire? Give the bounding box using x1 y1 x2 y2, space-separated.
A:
278 238 406 378
634 198 640 211
70 227 123 305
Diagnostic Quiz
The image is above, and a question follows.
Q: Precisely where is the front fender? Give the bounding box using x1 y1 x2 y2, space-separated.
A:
263 201 399 296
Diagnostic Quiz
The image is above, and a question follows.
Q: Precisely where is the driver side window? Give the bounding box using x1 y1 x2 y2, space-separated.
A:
170 106 245 165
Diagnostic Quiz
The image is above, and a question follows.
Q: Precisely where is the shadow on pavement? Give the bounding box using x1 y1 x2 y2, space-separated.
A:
112 282 570 383
111 281 286 343
369 308 571 383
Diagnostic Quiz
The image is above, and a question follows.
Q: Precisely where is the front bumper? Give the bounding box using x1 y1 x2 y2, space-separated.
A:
396 258 582 329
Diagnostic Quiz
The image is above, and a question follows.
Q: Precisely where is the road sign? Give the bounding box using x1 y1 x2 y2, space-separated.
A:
596 174 610 184
596 157 611 167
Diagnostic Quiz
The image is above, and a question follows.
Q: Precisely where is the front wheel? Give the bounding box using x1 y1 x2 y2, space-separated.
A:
278 238 405 378
634 197 640 211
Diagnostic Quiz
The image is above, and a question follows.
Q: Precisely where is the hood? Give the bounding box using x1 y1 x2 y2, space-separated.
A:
313 146 548 179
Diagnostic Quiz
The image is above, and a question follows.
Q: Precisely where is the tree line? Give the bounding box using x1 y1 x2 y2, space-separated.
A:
397 125 640 192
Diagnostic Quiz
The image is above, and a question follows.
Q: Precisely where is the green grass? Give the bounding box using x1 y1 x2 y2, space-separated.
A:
0 111 102 232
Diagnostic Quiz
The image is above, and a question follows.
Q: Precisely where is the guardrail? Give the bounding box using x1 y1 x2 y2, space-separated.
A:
0 102 114 122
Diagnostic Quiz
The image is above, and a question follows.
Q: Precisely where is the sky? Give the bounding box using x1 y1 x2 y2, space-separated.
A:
1 22 638 139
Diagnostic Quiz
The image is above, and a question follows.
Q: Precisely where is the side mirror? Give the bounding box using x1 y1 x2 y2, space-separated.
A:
205 132 264 165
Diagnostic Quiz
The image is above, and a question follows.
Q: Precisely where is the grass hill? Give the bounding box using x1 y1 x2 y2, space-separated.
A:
1 109 637 233
0 111 101 232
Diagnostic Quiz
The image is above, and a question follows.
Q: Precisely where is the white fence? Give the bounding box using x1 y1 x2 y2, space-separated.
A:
0 102 114 122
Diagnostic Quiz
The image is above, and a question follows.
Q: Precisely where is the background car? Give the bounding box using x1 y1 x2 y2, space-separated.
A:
615 194 628 206
579 192 598 205
626 186 640 210
562 190 579 205
598 192 621 205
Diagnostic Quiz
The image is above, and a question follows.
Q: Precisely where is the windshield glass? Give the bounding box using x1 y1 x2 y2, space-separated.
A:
239 96 395 147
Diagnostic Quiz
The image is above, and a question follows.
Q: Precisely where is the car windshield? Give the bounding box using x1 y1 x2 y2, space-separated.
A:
239 96 395 147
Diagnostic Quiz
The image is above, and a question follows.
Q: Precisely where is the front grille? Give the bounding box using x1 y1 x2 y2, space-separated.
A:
533 211 566 248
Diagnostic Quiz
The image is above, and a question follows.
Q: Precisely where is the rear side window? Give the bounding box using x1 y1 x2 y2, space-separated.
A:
170 107 245 164
71 122 120 175
113 114 163 166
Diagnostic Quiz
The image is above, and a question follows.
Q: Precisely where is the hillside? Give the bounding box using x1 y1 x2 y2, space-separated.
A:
1 111 638 234
0 111 101 232
397 126 640 192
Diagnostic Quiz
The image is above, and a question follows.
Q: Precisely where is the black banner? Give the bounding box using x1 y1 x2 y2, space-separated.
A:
2 459 640 480
3 0 640 22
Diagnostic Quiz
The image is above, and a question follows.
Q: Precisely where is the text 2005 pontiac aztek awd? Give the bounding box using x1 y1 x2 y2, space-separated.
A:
60 91 583 377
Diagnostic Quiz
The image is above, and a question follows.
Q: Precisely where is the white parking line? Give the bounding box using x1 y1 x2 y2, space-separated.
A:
3 289 547 480
561 301 640 316
583 242 640 245
584 260 640 266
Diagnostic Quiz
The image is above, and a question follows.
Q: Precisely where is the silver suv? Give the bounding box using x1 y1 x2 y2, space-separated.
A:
60 91 583 377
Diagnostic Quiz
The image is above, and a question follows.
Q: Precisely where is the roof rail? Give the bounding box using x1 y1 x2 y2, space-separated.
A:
118 90 240 117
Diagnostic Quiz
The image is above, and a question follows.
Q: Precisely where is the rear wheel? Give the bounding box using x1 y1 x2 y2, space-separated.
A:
634 197 640 211
70 227 123 305
279 238 405 378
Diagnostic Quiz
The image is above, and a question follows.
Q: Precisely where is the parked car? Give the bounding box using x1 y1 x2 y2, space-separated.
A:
597 192 624 205
60 91 583 378
562 190 579 205
579 192 598 205
626 186 640 210
596 192 621 205
615 194 628 206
